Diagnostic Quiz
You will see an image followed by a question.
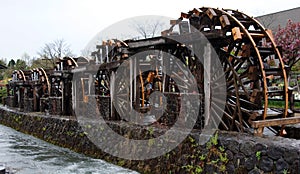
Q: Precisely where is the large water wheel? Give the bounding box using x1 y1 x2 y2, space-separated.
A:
90 7 300 136
179 7 300 135
29 68 51 111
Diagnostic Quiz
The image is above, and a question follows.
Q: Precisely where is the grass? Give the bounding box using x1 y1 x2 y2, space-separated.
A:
268 100 300 109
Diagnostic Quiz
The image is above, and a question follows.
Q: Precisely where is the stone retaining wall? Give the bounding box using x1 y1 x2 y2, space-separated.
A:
0 106 299 174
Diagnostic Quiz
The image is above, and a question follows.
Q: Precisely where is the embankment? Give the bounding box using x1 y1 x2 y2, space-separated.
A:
0 106 299 173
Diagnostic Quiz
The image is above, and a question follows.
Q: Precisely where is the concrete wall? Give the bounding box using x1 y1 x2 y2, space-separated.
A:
0 106 299 174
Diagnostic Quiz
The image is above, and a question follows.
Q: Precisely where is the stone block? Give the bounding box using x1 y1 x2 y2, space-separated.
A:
258 156 274 172
267 146 284 160
240 141 255 157
249 168 263 174
245 154 258 171
284 148 300 164
275 158 289 172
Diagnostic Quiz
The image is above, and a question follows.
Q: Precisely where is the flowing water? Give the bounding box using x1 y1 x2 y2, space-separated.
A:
0 124 139 174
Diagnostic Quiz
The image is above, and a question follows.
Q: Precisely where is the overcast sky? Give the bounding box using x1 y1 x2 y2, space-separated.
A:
0 0 299 61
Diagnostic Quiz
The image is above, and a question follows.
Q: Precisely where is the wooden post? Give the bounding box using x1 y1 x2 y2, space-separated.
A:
130 58 133 111
61 80 64 115
204 43 211 126
15 86 19 107
72 77 76 113
135 58 140 110
33 86 37 111
133 58 137 107
139 71 145 107
110 71 115 120
100 48 103 64
288 88 294 112
88 74 93 95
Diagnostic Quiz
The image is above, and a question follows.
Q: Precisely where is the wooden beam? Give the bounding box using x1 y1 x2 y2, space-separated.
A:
220 15 230 28
206 8 217 20
181 12 190 19
193 8 203 16
232 27 242 41
251 117 300 128
170 19 179 25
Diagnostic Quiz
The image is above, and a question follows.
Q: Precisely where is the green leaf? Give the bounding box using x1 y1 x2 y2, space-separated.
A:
199 154 206 161
256 151 261 160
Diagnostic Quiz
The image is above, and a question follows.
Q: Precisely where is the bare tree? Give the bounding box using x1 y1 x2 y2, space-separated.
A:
131 19 165 39
81 48 92 58
37 39 74 67
21 52 31 67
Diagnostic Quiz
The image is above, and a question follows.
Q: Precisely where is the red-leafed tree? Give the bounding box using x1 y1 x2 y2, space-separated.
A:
274 20 300 69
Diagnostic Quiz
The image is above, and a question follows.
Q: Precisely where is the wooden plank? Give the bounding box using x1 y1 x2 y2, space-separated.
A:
249 33 265 38
227 101 251 113
219 15 230 28
128 32 223 49
264 68 283 76
181 12 190 19
251 117 300 128
206 8 217 20
232 27 242 41
170 20 178 25
193 8 203 16
127 37 167 48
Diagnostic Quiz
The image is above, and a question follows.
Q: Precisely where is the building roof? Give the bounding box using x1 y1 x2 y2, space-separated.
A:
255 7 300 31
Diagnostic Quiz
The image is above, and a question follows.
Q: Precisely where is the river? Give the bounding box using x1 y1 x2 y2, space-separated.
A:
0 124 139 174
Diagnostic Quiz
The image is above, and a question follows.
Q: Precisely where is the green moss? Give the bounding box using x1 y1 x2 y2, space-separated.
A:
182 131 228 173
117 160 126 167
148 127 154 136
148 138 155 146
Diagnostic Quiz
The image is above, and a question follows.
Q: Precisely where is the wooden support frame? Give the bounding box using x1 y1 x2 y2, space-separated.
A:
81 78 89 103
251 117 300 136
251 117 300 128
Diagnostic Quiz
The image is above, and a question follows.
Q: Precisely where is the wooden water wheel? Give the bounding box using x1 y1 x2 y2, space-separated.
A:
90 7 300 136
179 7 300 135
